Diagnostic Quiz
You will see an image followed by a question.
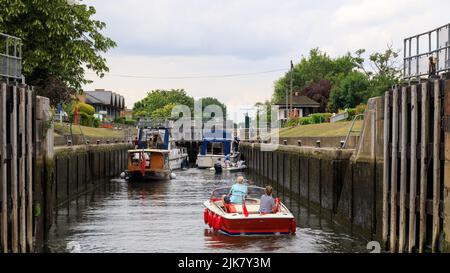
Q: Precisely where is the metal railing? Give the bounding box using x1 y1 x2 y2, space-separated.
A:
403 23 450 80
0 33 23 83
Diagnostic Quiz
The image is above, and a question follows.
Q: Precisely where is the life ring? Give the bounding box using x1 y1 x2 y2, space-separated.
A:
204 209 208 224
214 215 222 230
291 219 297 235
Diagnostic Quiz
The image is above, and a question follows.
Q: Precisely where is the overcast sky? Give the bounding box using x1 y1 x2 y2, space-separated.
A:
83 0 450 122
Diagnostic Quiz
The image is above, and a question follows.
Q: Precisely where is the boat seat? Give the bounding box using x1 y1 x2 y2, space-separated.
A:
232 204 260 214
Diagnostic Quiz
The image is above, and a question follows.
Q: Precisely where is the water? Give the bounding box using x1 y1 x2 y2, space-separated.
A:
45 168 369 253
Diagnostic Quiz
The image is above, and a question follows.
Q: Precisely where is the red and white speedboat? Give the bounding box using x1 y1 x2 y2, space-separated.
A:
203 186 296 235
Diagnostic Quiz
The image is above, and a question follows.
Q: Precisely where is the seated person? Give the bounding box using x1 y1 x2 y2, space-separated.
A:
259 186 279 214
222 176 248 209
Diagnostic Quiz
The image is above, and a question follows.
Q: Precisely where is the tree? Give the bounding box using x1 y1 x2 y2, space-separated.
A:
354 46 401 97
273 48 358 112
133 89 194 117
328 71 370 112
197 97 227 119
0 0 116 105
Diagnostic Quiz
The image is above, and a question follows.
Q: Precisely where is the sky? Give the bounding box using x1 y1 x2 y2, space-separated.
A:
82 0 450 122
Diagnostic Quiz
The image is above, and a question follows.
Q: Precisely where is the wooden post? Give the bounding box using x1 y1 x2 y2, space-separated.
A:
390 86 399 252
18 87 26 253
383 90 390 247
1 84 7 253
419 82 429 253
399 86 408 253
408 84 418 252
11 86 18 253
26 88 33 252
432 79 441 252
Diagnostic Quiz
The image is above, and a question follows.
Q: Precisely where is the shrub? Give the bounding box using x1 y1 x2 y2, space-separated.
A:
310 113 332 124
355 104 367 115
77 102 95 115
298 117 313 125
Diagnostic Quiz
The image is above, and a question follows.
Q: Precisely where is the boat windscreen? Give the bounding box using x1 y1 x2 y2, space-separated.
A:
210 186 265 199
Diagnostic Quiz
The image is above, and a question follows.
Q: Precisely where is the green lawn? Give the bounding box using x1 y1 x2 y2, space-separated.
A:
277 120 363 138
54 123 126 139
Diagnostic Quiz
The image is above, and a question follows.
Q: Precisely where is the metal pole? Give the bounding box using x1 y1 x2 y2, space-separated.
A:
289 60 293 118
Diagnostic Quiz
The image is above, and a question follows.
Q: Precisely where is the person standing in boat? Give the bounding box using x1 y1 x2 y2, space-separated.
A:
223 176 248 205
259 186 279 214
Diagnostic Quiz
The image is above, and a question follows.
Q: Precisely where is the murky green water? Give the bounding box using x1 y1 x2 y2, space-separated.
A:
45 168 369 253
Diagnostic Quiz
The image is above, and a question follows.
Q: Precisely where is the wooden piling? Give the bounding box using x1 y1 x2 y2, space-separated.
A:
382 90 390 247
432 80 441 252
390 86 399 252
10 87 18 253
408 84 418 252
419 82 429 253
399 86 408 253
1 83 7 253
26 88 33 252
18 87 26 253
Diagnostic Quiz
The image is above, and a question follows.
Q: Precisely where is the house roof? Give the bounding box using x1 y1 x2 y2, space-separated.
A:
85 90 125 109
275 95 320 108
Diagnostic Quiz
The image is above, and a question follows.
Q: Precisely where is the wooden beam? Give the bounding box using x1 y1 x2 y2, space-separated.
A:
1 83 7 253
390 86 399 252
10 86 18 253
26 88 33 252
18 87 26 253
432 79 441 252
382 90 390 248
419 82 429 253
399 86 408 253
408 84 418 252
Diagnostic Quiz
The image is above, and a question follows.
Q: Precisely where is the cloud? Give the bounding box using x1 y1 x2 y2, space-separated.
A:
82 0 450 122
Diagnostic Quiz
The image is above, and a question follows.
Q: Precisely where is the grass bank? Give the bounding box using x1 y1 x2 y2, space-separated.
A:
277 120 363 138
54 123 126 139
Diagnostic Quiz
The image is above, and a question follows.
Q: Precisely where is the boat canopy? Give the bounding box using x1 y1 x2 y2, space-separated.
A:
200 138 231 156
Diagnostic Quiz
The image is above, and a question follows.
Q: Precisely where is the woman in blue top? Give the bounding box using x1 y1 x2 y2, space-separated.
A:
223 176 248 205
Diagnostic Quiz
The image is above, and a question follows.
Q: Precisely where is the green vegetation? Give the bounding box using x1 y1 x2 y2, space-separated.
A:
133 89 227 119
62 101 99 127
268 46 401 114
0 0 116 105
54 123 125 139
277 120 363 138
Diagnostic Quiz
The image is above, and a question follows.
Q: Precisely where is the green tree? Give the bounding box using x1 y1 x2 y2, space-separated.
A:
273 48 358 111
197 97 227 119
133 89 195 117
354 46 401 97
328 71 371 112
0 0 116 104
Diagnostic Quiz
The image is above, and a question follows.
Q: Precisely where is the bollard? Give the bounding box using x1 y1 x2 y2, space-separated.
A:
297 140 302 146
283 140 287 145
340 140 345 148
97 140 100 145
316 140 321 148
67 140 72 146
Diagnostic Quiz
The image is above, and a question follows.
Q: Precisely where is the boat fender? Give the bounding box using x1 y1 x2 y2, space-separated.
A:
120 172 126 179
204 209 209 224
170 172 177 179
291 219 297 235
208 212 214 228
211 214 217 230
214 215 222 231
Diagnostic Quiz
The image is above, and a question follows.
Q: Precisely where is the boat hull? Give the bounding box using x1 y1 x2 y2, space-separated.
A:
127 170 170 182
219 217 294 235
